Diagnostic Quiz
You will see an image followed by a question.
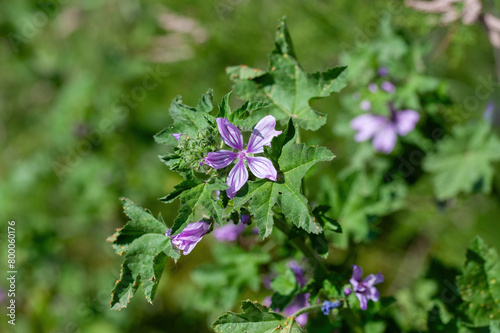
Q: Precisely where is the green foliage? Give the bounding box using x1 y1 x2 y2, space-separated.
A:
234 121 334 238
154 90 214 147
423 122 500 200
182 244 271 316
457 237 500 326
212 301 307 333
167 180 227 236
227 17 347 131
107 198 180 310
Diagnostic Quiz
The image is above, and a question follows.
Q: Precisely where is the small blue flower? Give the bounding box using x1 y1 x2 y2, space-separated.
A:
321 300 341 315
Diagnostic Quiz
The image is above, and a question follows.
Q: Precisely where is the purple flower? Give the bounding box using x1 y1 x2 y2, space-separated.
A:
241 214 250 224
321 300 341 315
288 260 307 287
368 83 378 93
283 293 310 326
263 294 310 326
344 265 384 310
350 103 419 154
378 67 389 76
172 133 182 141
166 221 210 255
205 116 282 199
381 81 396 93
213 222 245 242
360 100 372 111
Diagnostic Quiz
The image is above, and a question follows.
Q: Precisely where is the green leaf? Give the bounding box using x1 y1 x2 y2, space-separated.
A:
423 122 500 200
212 300 307 333
216 92 270 125
235 122 334 237
170 181 227 235
271 266 298 296
107 198 180 310
154 90 213 146
227 17 347 131
456 236 500 326
158 173 203 203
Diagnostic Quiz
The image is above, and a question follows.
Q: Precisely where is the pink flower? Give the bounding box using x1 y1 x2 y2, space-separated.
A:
350 103 419 154
205 116 281 199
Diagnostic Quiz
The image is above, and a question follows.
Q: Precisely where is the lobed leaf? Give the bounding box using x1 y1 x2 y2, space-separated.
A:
154 90 214 146
423 122 500 200
212 300 307 333
107 198 180 310
456 236 500 326
227 17 347 131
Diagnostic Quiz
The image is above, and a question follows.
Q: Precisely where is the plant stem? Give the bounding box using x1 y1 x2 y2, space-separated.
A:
290 304 323 319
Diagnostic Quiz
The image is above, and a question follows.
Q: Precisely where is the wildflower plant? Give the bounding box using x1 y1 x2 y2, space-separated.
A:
107 16 500 332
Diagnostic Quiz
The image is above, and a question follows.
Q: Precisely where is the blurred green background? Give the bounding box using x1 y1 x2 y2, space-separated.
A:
1 0 500 332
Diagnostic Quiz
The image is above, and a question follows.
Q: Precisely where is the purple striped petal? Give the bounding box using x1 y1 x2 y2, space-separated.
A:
172 133 182 141
246 156 277 181
247 115 282 154
169 221 210 255
205 150 237 169
227 158 248 199
372 124 397 153
394 110 419 135
350 114 387 142
216 118 244 150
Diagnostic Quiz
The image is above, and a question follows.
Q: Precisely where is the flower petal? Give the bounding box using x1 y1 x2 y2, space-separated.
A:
381 81 396 93
350 114 387 142
372 123 397 153
351 265 363 282
205 150 237 169
227 158 248 199
213 223 246 242
170 221 210 255
366 286 380 302
216 118 244 150
355 292 368 310
362 272 385 286
246 156 277 181
394 110 420 136
172 133 182 141
247 115 282 154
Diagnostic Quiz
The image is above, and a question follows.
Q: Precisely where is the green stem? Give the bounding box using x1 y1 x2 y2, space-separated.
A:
290 304 323 319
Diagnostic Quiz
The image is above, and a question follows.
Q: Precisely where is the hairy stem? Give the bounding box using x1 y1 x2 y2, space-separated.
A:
290 304 323 319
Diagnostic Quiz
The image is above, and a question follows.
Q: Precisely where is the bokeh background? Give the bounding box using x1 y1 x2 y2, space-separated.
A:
1 0 500 332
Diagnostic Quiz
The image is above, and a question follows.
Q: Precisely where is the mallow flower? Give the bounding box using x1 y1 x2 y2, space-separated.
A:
344 265 384 310
205 116 282 199
166 221 210 255
213 215 250 242
350 102 419 153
